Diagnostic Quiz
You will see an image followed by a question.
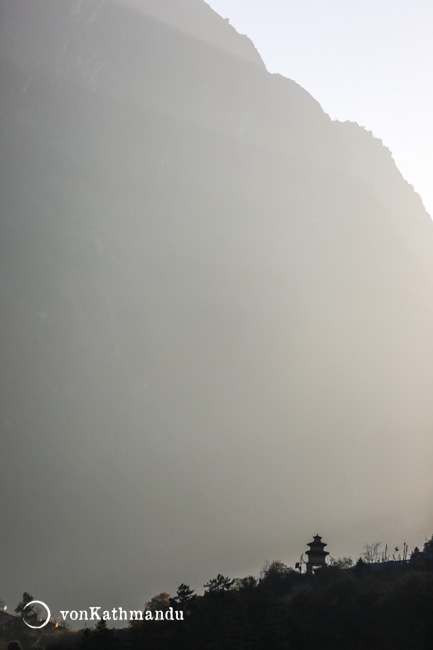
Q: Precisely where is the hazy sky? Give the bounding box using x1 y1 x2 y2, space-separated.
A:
207 0 433 218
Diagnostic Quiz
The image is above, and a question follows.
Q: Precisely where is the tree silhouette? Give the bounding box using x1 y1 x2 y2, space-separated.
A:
203 574 234 593
145 592 171 612
362 542 381 563
260 560 290 581
233 575 257 591
173 583 195 605
14 592 39 625
329 556 353 569
95 618 108 633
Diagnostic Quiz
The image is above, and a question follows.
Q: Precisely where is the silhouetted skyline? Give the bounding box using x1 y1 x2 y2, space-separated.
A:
208 0 433 218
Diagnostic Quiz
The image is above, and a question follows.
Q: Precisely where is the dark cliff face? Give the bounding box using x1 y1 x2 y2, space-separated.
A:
1 0 433 611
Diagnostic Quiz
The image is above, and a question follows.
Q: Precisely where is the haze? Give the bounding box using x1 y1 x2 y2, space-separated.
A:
1 0 432 622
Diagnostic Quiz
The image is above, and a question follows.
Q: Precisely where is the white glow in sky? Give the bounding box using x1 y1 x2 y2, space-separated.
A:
207 0 433 218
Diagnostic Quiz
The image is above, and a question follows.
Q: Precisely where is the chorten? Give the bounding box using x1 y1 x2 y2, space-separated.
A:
306 534 329 574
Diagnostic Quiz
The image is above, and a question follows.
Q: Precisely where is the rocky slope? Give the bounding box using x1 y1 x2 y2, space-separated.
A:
1 0 432 613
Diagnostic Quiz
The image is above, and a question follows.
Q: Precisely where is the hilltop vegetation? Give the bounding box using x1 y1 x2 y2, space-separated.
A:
2 537 433 649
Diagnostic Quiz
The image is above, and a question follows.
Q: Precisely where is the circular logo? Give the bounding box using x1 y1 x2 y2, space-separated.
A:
23 600 51 629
